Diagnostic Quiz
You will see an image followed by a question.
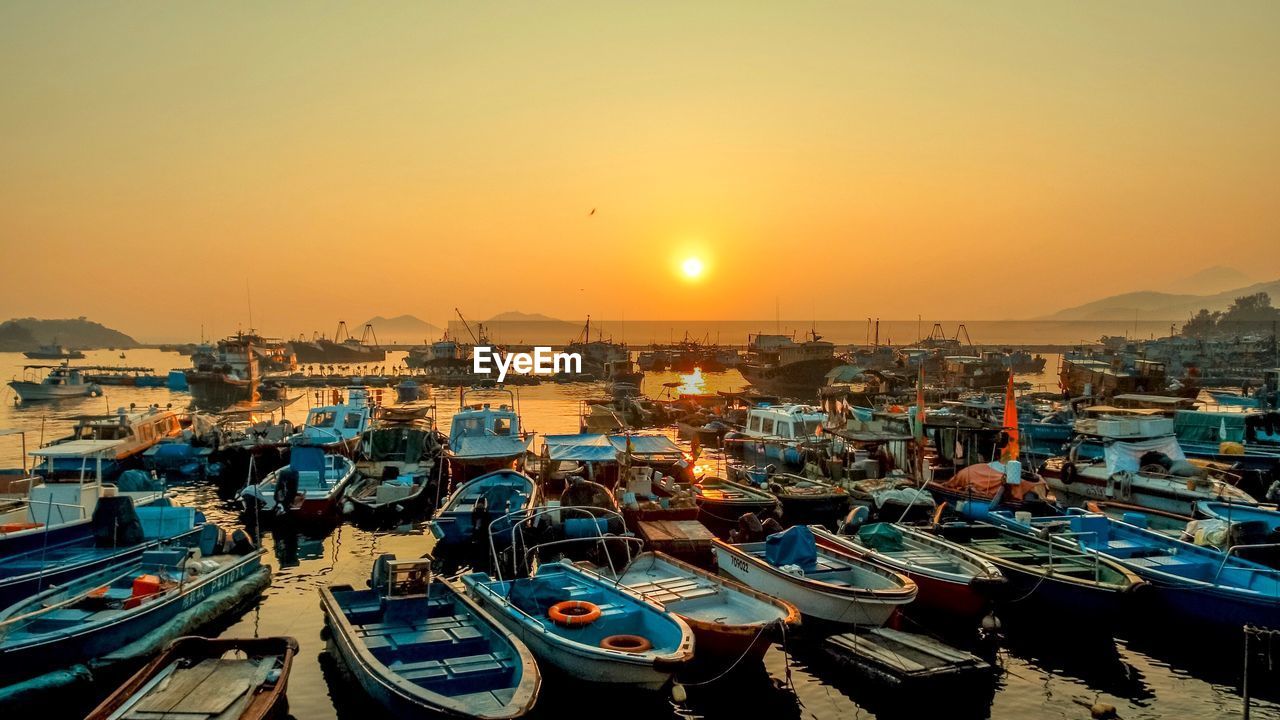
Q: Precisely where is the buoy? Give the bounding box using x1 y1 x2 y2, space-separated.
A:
671 683 687 703
548 600 602 627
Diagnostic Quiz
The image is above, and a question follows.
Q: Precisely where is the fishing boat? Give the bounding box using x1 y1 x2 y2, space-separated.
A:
601 550 800 660
186 332 262 410
1084 500 1192 537
712 526 917 626
427 469 534 551
0 541 266 681
320 556 540 719
0 499 205 608
461 560 694 690
82 366 167 387
298 386 375 455
738 331 842 396
289 321 386 364
85 635 299 720
8 363 101 401
688 477 780 530
343 410 447 523
987 510 1280 628
239 445 357 521
1194 500 1280 567
32 405 185 480
447 390 533 483
929 520 1145 618
23 344 85 360
759 472 851 529
726 403 827 469
814 524 1004 620
1040 416 1257 516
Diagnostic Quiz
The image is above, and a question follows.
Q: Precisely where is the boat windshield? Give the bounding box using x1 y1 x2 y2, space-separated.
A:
310 411 338 428
798 420 823 437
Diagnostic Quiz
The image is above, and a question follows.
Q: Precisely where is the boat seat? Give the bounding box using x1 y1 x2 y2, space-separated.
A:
38 608 95 622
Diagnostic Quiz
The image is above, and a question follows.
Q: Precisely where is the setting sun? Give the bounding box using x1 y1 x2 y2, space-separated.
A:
682 257 704 279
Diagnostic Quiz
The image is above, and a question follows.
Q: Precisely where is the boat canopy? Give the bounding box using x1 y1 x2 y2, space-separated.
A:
30 439 123 458
609 434 683 458
1103 436 1185 474
542 434 616 463
1174 410 1247 444
453 435 529 459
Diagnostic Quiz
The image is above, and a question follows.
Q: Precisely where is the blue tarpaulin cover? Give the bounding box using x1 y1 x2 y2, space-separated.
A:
542 434 617 462
765 525 818 572
607 435 684 458
452 435 530 459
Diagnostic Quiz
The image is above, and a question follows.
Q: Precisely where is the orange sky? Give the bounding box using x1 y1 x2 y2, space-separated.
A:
2 2 1278 341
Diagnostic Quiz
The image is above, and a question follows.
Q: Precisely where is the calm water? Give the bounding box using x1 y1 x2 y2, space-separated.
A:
1 350 1275 720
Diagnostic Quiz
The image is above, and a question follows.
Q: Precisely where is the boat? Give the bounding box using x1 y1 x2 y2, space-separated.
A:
1084 500 1192 537
1193 501 1280 567
725 403 827 470
0 499 205 608
461 560 694 690
929 520 1145 619
32 405 185 480
298 386 375 455
926 460 1059 515
289 321 386 365
343 410 448 523
85 635 299 720
712 525 917 626
602 550 800 661
0 541 267 682
447 390 533 483
1040 416 1257 516
82 366 166 387
428 469 534 551
186 333 262 410
23 344 85 360
986 509 1280 628
758 472 851 529
320 555 540 719
687 477 780 530
814 524 1004 620
239 445 358 521
738 331 843 396
8 363 101 401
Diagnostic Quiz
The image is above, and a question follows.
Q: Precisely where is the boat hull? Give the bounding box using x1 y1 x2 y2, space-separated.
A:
7 381 96 401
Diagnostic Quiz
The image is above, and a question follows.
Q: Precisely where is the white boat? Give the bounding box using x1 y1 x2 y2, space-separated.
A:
1042 416 1257 516
8 363 101 401
712 526 916 627
299 386 374 454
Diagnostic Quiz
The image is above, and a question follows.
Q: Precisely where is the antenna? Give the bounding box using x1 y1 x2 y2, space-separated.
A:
246 279 255 332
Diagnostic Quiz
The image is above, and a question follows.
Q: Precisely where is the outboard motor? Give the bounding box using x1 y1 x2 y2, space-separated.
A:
274 468 299 515
91 495 144 547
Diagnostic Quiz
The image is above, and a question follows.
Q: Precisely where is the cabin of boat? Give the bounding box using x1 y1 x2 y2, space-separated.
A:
448 393 532 481
300 386 374 449
34 406 184 480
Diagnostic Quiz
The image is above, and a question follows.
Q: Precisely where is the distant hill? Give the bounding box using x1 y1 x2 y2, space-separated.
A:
1040 279 1280 321
1172 266 1255 295
486 311 563 323
0 317 138 351
361 315 442 344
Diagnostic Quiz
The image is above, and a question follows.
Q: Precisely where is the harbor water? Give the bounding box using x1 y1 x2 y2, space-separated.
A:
1 349 1275 719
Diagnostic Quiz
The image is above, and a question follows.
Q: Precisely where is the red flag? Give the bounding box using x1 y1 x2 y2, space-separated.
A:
1002 373 1020 462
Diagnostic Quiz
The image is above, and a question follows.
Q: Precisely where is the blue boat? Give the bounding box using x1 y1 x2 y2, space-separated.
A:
447 390 533 483
428 469 534 550
1194 501 1280 568
320 555 541 719
0 499 206 608
986 510 1280 628
1196 501 1280 532
461 561 694 690
0 540 266 681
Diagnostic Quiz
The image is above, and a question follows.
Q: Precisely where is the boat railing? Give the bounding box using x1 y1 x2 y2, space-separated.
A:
1211 543 1280 584
487 505 635 581
1035 529 1102 579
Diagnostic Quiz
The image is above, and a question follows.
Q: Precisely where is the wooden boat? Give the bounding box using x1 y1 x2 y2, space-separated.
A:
239 445 357 521
988 510 1280 628
602 551 799 660
0 543 266 681
428 469 534 550
712 526 917 627
763 473 851 529
343 416 446 523
824 627 993 689
930 521 1144 619
689 477 780 528
321 556 540 719
0 500 205 608
85 635 299 720
461 560 694 690
812 524 1004 619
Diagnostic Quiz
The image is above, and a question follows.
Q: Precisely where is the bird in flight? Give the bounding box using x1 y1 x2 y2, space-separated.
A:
589 208 596 216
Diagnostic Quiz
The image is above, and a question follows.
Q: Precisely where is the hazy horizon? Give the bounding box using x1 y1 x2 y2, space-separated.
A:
3 2 1279 340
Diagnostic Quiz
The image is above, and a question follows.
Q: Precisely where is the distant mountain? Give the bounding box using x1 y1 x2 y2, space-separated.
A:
360 315 442 344
486 311 564 323
1172 266 1254 295
0 317 138 351
1040 279 1280 321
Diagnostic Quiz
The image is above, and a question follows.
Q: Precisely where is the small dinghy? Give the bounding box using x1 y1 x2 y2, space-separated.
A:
690 477 780 529
344 416 447 524
814 524 1004 619
321 556 540 720
428 469 534 550
713 525 917 627
764 473 852 529
931 521 1145 620
602 550 799 661
85 635 299 720
461 560 694 690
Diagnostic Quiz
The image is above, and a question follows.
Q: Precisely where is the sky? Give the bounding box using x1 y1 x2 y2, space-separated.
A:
2 1 1278 342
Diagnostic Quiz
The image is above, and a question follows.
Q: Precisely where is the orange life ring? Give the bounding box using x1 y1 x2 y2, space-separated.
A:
548 600 601 627
600 634 653 653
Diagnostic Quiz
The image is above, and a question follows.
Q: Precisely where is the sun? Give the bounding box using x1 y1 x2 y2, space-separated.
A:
682 257 704 279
